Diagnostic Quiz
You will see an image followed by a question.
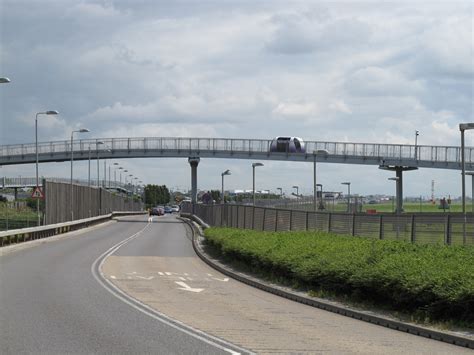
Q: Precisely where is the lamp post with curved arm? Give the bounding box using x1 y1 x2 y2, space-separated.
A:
313 149 329 211
460 123 474 243
292 185 299 204
35 110 59 225
341 182 351 212
221 169 231 204
252 163 264 206
70 128 89 220
277 187 282 198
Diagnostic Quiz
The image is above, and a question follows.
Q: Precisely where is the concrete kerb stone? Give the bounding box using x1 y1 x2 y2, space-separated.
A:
178 215 474 350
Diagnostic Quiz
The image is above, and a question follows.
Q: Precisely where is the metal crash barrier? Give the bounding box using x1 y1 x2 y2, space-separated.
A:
0 211 145 247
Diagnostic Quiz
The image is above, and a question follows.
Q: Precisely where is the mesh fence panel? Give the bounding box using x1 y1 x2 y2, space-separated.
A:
291 210 307 231
253 207 265 231
214 205 222 226
381 215 412 242
449 215 474 245
329 213 352 235
244 206 253 229
276 210 291 231
264 208 277 232
231 205 238 228
413 215 446 244
238 206 246 229
354 215 380 239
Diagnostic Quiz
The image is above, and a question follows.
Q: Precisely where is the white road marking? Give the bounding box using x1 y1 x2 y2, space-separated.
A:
136 276 154 280
211 277 229 282
178 277 186 281
91 224 249 355
175 281 204 293
110 275 116 279
158 272 164 276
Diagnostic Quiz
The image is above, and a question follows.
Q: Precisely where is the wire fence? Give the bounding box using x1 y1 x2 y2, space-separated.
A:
0 217 38 231
184 203 473 246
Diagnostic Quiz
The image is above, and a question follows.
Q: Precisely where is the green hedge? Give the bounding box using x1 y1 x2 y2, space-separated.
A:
204 228 474 325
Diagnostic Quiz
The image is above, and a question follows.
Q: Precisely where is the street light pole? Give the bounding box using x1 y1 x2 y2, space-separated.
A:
252 162 264 206
316 183 323 209
313 149 329 211
113 163 119 188
95 141 104 187
292 186 299 203
414 130 419 160
70 128 90 220
465 172 474 215
341 182 351 212
460 123 474 243
35 110 58 226
221 169 231 204
277 187 282 198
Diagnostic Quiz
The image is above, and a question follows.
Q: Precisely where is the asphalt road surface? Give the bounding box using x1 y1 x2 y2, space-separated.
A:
1 214 471 354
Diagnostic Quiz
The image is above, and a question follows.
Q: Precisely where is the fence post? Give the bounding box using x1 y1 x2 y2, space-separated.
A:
379 214 383 240
351 213 356 236
290 210 293 231
327 212 331 233
252 206 255 230
446 214 451 245
243 206 246 229
410 214 416 243
275 209 278 232
306 211 309 231
262 208 266 231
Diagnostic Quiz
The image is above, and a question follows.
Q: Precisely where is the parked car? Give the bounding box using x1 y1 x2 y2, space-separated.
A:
270 137 305 153
151 206 164 216
171 205 180 213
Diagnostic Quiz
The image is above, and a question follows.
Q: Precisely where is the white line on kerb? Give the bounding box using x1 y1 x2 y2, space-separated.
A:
91 223 249 355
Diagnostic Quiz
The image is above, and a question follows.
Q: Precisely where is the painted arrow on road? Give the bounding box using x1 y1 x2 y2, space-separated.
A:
175 281 204 293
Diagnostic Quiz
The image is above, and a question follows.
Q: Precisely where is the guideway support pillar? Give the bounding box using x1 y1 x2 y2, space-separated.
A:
379 165 418 214
188 157 200 210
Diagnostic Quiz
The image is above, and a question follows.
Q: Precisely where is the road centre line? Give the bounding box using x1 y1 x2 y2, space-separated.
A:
91 223 251 355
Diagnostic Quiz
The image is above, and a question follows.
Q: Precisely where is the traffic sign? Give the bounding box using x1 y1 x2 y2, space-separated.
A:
31 186 45 199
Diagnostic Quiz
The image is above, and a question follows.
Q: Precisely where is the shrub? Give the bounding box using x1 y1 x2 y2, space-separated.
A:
204 228 474 325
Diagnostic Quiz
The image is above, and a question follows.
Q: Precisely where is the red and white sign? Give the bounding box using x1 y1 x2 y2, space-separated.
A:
31 186 45 199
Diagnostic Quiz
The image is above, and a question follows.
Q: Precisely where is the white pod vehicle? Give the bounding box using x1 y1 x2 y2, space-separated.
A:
270 137 306 153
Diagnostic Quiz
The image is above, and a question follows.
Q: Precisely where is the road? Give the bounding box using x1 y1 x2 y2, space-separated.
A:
1 214 471 354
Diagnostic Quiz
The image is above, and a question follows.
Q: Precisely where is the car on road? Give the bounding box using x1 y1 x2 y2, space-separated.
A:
164 206 173 214
151 206 164 216
171 205 180 213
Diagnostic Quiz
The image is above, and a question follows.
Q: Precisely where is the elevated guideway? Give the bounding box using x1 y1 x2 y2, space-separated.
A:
0 137 472 170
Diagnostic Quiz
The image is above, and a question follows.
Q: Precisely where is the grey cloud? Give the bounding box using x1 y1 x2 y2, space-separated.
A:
266 10 372 55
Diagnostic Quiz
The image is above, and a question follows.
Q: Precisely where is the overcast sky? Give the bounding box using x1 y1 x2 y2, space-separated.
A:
1 0 472 198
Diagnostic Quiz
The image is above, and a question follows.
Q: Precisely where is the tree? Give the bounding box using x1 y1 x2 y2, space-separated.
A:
144 184 170 208
210 190 220 203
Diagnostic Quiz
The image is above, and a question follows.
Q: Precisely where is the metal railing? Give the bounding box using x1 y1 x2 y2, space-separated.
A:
0 211 145 247
1 137 472 169
183 203 473 245
1 176 130 190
